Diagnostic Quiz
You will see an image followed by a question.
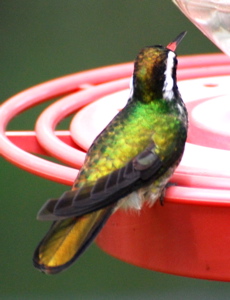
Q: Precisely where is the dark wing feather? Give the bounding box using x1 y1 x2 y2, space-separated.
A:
37 143 163 221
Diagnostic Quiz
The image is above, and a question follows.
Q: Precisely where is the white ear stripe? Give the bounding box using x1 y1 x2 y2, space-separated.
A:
163 51 176 100
129 75 134 98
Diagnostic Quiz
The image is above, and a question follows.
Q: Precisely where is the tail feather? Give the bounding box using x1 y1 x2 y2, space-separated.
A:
33 206 114 274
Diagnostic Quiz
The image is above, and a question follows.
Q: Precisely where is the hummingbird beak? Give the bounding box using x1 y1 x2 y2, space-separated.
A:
166 31 187 52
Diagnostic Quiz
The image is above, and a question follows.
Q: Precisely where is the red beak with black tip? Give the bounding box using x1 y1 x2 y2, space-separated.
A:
167 31 187 52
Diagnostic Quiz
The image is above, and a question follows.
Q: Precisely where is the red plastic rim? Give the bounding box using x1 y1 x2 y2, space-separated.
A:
1 53 230 280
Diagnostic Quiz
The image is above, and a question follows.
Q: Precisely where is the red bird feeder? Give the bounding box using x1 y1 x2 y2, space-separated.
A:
1 54 230 281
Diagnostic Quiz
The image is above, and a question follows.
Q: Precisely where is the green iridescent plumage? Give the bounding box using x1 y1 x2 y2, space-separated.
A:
78 97 186 184
33 32 188 274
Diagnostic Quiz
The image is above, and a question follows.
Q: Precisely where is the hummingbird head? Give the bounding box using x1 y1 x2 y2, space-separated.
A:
132 32 186 103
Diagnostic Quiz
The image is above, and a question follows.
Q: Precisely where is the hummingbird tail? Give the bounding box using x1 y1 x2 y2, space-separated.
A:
33 206 114 274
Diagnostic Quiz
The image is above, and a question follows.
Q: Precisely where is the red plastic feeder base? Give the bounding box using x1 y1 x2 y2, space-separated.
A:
97 197 230 281
1 54 230 281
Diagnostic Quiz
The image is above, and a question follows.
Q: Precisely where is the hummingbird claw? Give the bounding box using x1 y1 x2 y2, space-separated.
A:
159 182 177 206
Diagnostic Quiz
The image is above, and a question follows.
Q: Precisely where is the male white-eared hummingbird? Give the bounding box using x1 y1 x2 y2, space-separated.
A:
33 32 188 274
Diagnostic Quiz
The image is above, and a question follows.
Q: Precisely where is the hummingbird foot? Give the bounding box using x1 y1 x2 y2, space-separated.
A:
159 182 177 206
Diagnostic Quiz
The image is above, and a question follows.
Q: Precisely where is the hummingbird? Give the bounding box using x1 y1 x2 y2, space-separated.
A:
33 32 188 274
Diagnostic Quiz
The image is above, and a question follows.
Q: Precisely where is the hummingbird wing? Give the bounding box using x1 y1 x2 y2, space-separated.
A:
37 142 163 220
33 206 114 274
33 143 163 273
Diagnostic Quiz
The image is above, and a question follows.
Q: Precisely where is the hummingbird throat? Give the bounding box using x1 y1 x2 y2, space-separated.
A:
162 51 176 101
